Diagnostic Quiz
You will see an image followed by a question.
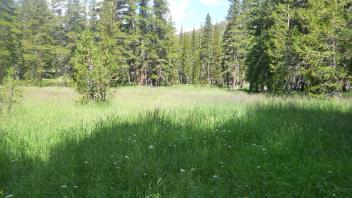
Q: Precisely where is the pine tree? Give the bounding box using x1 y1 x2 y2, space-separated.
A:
163 18 179 85
292 0 350 94
47 0 70 79
245 0 273 92
180 32 192 83
200 14 213 84
66 0 86 33
88 0 99 31
98 0 124 86
115 0 139 84
0 0 19 82
212 24 223 85
222 0 247 89
340 0 352 91
191 28 201 84
149 0 174 86
72 28 120 101
65 0 87 76
18 0 56 83
137 0 151 85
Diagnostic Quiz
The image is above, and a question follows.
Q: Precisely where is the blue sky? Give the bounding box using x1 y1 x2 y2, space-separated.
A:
168 0 230 33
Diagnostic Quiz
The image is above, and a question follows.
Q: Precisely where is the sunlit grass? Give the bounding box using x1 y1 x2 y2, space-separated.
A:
1 86 351 197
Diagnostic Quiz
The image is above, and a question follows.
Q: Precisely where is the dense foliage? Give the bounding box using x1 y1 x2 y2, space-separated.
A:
0 0 351 98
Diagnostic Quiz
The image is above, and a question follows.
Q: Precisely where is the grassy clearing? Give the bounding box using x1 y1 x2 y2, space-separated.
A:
1 86 352 197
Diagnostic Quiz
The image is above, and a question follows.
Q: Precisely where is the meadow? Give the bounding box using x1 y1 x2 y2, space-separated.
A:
1 86 352 197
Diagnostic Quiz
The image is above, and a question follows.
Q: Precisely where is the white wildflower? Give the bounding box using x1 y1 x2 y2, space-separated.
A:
180 169 185 173
149 145 155 149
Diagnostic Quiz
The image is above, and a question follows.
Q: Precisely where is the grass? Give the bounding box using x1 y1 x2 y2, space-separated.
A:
1 86 352 197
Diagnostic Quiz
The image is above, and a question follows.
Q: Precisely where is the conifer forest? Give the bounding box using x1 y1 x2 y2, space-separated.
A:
0 0 352 197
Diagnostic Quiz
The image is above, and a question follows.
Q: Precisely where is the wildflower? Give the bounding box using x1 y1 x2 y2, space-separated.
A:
61 185 67 188
5 194 14 198
328 170 333 174
257 166 261 169
149 145 155 149
114 162 117 165
262 148 266 151
125 155 129 159
84 161 88 164
213 175 219 179
74 186 78 189
180 169 185 173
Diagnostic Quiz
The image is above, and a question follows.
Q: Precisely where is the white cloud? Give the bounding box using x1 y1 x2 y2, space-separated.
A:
168 0 192 32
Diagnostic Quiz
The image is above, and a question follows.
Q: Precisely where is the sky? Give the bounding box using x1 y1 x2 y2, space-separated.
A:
168 0 230 33
92 0 230 34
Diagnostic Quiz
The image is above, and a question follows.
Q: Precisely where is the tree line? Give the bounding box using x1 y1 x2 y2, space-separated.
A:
0 0 351 99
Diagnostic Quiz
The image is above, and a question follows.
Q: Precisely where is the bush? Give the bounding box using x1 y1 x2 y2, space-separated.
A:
0 68 21 112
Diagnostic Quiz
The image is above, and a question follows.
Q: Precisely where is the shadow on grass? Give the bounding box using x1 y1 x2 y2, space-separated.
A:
2 104 352 197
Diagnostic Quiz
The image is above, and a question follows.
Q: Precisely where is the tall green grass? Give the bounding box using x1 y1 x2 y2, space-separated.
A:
1 87 351 197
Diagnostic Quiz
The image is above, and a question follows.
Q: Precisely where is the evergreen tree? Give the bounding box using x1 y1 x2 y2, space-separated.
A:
149 0 174 85
137 0 151 85
18 0 56 83
163 18 179 84
212 24 223 85
222 0 247 88
200 14 213 84
292 0 350 94
114 0 138 84
98 0 124 86
180 32 192 83
46 0 72 79
66 0 87 75
245 0 273 92
191 28 201 84
72 28 121 101
0 0 19 81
